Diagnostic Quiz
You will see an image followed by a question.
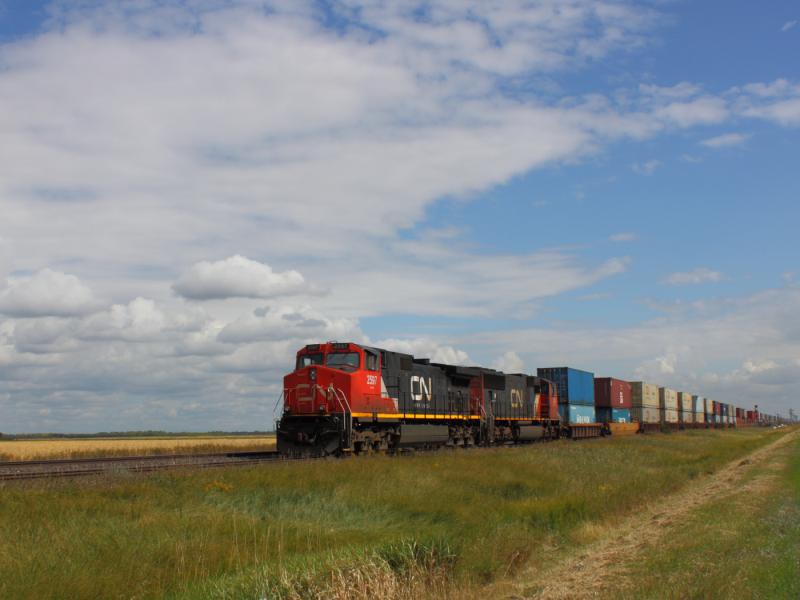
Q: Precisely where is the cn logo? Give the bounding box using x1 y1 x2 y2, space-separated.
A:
411 375 432 402
510 389 523 408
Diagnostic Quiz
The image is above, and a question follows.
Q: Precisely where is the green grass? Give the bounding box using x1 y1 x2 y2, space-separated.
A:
0 428 789 599
604 433 800 599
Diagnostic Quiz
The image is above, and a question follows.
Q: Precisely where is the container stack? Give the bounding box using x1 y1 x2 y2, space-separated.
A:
659 387 679 425
692 395 706 427
678 391 693 426
537 367 595 424
630 382 660 429
594 377 632 423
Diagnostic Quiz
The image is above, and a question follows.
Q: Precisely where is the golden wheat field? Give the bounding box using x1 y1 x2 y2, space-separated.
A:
0 435 276 461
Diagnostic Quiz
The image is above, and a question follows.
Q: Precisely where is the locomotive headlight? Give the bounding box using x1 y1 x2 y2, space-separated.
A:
309 368 317 381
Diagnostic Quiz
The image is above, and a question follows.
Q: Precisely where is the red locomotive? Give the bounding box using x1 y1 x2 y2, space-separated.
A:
277 342 560 456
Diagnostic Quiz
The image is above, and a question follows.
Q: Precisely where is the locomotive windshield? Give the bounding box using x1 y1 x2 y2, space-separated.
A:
326 352 360 371
296 353 324 369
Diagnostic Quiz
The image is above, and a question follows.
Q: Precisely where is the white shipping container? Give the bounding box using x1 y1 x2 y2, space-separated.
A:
678 392 693 414
631 382 659 408
659 387 679 411
630 406 661 424
664 409 679 423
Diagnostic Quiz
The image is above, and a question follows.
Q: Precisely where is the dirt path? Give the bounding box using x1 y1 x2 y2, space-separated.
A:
502 428 799 600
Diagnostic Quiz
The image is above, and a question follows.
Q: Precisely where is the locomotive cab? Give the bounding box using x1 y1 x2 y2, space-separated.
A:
283 343 393 416
277 342 394 455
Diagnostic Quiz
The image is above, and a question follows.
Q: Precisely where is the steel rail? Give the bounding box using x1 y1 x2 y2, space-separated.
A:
0 451 308 482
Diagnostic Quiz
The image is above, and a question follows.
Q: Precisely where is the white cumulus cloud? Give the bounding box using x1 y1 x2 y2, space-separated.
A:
492 351 525 373
173 256 315 301
375 338 470 366
654 96 728 127
0 269 101 317
736 79 800 126
80 297 170 342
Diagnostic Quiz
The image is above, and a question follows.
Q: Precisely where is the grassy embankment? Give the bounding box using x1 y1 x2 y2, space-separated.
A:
598 431 800 599
0 427 791 599
0 435 276 461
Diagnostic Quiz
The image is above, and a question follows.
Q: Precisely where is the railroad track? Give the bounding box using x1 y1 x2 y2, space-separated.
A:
0 450 304 482
0 429 620 482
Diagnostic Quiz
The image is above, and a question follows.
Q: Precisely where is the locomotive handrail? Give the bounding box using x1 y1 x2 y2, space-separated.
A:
272 389 286 431
328 385 353 451
272 388 291 419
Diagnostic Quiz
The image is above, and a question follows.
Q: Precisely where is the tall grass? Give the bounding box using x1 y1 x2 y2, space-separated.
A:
0 428 785 599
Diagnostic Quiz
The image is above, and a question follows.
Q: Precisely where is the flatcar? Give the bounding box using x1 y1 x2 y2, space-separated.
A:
277 342 561 456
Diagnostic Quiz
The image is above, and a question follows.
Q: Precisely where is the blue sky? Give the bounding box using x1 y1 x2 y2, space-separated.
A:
0 0 798 432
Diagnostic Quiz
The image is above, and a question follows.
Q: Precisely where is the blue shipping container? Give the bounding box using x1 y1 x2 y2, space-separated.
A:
537 367 594 406
596 408 632 423
558 404 596 424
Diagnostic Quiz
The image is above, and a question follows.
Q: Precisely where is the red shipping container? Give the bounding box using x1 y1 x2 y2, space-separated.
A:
594 377 632 408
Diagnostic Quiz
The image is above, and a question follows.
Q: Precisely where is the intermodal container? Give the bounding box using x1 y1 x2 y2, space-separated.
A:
596 407 632 423
630 381 659 408
692 395 705 423
537 367 594 406
558 403 596 424
677 392 693 423
630 406 661 424
659 387 679 423
594 378 632 408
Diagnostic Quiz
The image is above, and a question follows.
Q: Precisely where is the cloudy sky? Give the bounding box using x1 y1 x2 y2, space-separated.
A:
0 0 798 432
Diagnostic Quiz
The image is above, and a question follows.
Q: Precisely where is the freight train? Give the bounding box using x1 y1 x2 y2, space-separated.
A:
276 341 783 456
